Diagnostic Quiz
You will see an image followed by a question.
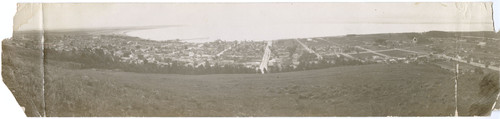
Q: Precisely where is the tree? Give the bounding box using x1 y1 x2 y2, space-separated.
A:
470 76 499 116
374 39 387 46
417 38 433 44
432 47 445 54
287 45 297 58
423 31 450 37
298 52 317 62
485 61 490 68
479 72 500 96
474 67 484 74
137 54 144 60
123 52 131 57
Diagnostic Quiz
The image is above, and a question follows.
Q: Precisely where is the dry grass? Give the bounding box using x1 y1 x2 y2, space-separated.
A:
2 43 44 117
41 63 464 116
378 50 416 58
3 42 497 117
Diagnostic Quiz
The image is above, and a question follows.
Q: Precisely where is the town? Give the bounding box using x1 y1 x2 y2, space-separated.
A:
4 30 500 117
9 30 500 74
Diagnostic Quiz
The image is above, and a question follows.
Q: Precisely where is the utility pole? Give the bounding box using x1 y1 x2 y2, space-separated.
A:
454 35 459 117
455 63 459 117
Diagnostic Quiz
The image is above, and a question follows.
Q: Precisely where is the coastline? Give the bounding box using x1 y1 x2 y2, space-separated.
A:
122 23 496 43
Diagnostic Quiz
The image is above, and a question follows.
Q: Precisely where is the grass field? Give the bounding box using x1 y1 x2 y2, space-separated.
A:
42 62 467 116
2 42 45 117
351 53 380 59
379 50 416 58
3 42 498 117
360 45 393 51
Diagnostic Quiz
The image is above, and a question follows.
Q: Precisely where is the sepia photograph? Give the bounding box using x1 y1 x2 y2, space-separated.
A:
1 2 500 117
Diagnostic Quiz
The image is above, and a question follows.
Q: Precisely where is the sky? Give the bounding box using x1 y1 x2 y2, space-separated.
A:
14 2 495 31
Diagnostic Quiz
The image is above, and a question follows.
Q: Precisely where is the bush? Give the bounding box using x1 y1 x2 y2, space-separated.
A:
479 72 499 96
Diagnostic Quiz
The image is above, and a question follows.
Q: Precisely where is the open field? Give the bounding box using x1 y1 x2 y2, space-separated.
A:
433 61 480 72
359 45 393 51
42 62 463 116
379 50 416 58
350 53 380 59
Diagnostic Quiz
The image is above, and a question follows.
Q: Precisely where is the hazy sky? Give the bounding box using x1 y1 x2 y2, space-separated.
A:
15 3 494 31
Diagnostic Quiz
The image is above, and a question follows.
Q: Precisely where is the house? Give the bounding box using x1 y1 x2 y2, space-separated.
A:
477 42 486 48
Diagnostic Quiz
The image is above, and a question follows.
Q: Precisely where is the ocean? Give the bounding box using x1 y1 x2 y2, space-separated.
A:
125 23 493 43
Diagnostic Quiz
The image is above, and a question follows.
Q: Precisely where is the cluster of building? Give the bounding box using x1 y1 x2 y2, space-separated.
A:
43 34 273 70
14 32 499 73
429 37 500 68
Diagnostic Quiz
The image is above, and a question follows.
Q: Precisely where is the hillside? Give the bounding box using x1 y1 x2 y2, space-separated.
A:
2 39 44 117
42 61 465 116
3 31 499 116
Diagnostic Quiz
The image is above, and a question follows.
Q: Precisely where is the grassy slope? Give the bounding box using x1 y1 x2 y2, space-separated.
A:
2 41 44 116
3 37 497 117
44 61 463 116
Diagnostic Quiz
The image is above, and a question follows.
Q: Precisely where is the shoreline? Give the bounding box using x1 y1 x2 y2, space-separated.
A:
119 24 497 43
